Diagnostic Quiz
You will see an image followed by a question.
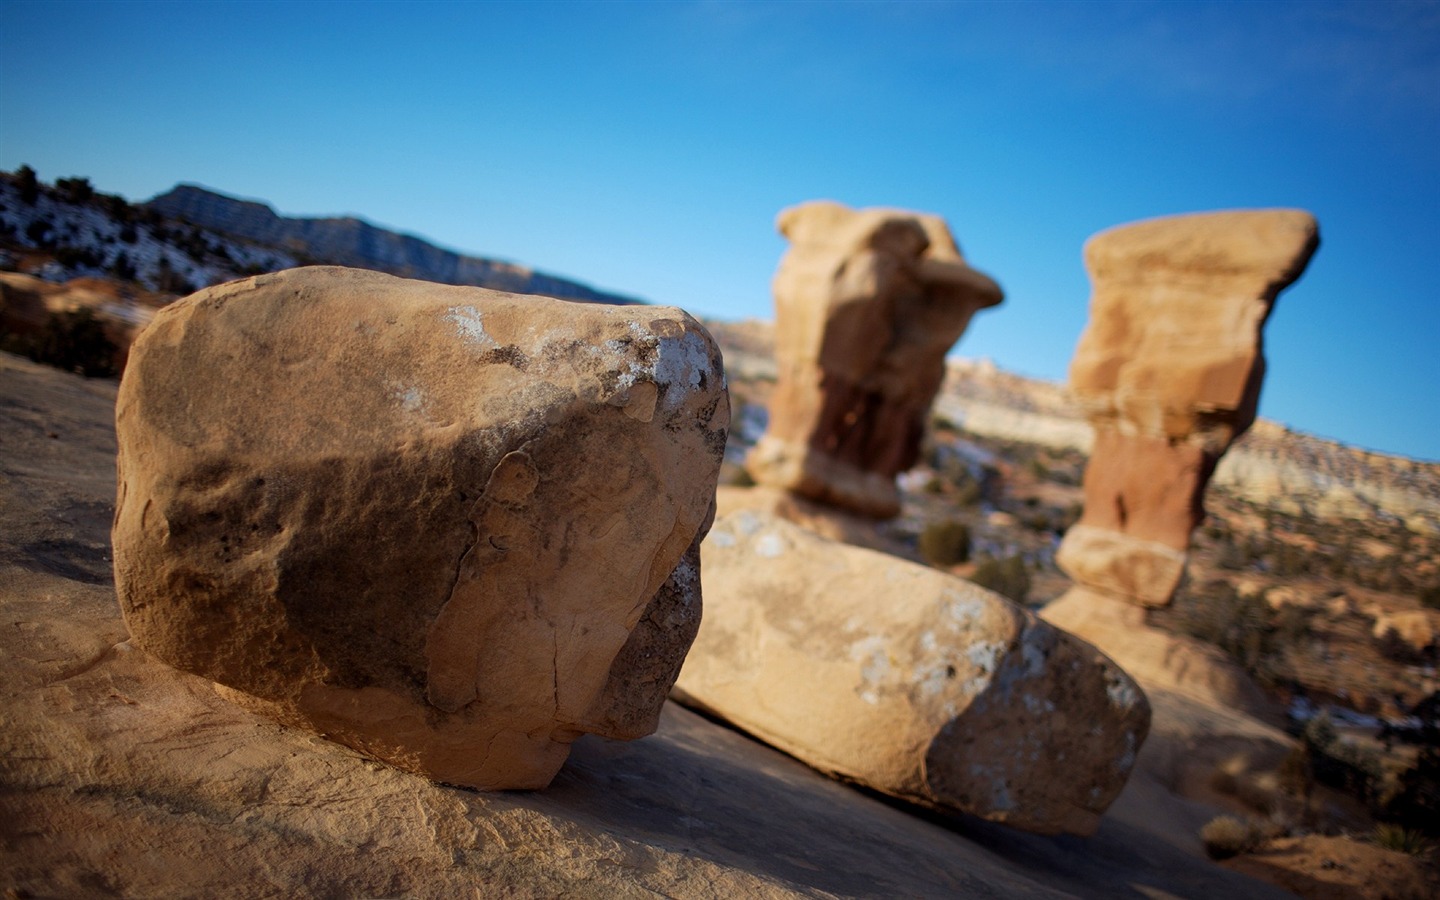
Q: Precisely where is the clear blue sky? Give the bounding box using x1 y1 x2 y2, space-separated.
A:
3 1 1437 460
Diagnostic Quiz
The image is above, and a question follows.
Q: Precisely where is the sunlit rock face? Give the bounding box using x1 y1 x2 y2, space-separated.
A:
745 201 1002 518
674 510 1150 837
113 266 729 790
1057 209 1319 607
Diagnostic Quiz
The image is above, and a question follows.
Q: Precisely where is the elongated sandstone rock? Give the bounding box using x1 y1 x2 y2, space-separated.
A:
745 201 1002 518
113 266 729 790
674 510 1150 836
1057 210 1319 606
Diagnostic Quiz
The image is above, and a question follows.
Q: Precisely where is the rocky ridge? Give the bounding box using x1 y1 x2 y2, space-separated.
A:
0 169 637 305
146 184 639 304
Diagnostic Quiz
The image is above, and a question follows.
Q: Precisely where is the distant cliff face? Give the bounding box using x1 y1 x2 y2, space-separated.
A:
145 185 640 305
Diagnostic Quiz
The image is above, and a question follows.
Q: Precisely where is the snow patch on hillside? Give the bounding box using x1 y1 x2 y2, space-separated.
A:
0 180 297 294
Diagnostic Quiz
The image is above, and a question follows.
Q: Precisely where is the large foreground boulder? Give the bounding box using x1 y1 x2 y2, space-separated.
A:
1057 209 1318 607
674 510 1150 836
745 201 1002 518
112 266 729 790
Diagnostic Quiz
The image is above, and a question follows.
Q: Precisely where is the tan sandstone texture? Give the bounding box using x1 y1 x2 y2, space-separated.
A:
1056 209 1319 606
745 200 1003 518
674 510 1150 836
111 266 729 791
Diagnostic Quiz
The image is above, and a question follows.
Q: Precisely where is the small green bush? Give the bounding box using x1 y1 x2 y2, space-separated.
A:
1172 582 1310 687
1199 815 1266 860
1373 823 1433 857
716 461 755 488
919 520 971 567
970 554 1030 603
25 308 118 377
1419 583 1440 611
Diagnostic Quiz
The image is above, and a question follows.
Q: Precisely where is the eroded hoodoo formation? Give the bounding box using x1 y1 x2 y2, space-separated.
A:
1056 209 1319 607
746 201 1003 518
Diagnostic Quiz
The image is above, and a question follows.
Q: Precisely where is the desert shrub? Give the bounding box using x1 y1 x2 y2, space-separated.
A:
716 461 755 488
1173 582 1307 687
1419 583 1440 611
1303 712 1337 752
1278 746 1316 803
1375 694 1440 833
970 554 1030 603
1200 815 1267 860
109 251 137 281
923 443 985 506
55 176 94 205
154 257 195 295
1373 823 1434 857
14 164 40 204
919 520 970 567
1216 536 1262 571
25 308 117 377
54 246 102 269
1302 713 1386 806
25 217 52 246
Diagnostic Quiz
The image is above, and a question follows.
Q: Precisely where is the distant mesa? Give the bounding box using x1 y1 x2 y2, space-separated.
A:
145 184 641 305
112 267 727 789
745 200 1003 518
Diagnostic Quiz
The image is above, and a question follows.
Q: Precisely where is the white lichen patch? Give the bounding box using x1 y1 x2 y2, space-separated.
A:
1106 672 1140 710
941 589 984 628
1116 730 1137 772
653 330 711 406
670 555 700 600
1020 629 1048 677
914 662 951 700
754 532 787 558
392 384 426 414
965 640 1004 674
850 636 890 705
733 511 763 536
443 305 497 348
602 321 714 412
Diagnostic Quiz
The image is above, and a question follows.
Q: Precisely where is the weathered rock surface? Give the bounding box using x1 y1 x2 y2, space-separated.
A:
674 510 1150 836
1057 209 1319 606
111 266 729 790
746 200 1002 518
